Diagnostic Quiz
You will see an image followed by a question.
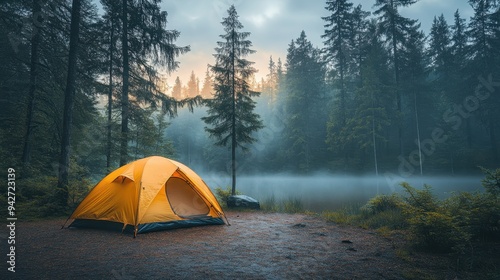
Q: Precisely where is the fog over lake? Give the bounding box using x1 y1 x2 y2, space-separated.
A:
202 174 484 212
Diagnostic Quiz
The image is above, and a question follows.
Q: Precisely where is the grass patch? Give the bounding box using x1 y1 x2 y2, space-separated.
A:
322 210 356 225
283 197 304 213
260 195 304 213
260 195 280 212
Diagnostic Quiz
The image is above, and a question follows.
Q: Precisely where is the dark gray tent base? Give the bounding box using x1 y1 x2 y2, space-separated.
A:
69 217 225 234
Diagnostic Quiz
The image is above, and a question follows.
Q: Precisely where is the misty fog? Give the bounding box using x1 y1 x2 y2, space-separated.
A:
202 174 483 212
165 96 486 212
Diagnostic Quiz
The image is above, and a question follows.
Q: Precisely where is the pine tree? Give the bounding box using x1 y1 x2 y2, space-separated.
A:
187 71 199 98
449 10 473 149
172 76 182 99
200 69 213 98
400 23 429 175
202 5 263 195
326 21 393 171
374 0 419 155
451 10 468 65
428 15 452 79
284 31 327 172
101 0 121 172
467 0 500 160
21 0 43 168
349 4 371 84
276 57 284 88
265 56 278 102
56 0 82 209
322 0 354 127
118 0 189 165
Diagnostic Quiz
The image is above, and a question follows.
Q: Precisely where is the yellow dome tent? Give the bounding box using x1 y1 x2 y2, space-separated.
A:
65 156 227 236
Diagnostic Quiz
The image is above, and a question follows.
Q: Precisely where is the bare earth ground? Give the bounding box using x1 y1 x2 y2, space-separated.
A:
2 211 498 279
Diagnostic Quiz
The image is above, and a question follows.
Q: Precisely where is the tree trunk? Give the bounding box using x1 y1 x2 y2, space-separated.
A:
106 15 114 171
231 29 236 196
371 90 379 194
120 0 129 166
414 90 423 176
22 0 42 170
338 23 346 127
56 0 81 209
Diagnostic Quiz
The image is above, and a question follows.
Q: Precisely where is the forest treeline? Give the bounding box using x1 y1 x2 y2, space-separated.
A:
170 0 500 177
0 1 499 211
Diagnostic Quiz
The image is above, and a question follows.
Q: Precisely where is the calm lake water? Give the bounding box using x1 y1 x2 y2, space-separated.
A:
203 174 484 212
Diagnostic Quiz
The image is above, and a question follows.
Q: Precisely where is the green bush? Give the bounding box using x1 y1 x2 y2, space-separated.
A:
361 208 408 230
322 169 499 253
214 186 240 207
401 183 439 212
358 194 407 230
407 210 470 253
15 176 65 219
476 168 500 239
400 183 470 253
480 167 500 197
361 194 403 215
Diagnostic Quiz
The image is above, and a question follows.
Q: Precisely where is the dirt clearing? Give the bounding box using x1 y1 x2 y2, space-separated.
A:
1 211 482 279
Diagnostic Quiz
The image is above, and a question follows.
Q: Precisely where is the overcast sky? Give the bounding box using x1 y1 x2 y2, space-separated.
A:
159 0 474 91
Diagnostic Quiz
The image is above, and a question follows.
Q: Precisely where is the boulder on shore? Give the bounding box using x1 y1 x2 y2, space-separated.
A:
227 195 260 209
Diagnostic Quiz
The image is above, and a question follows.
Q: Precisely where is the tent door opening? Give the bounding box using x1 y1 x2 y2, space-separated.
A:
166 177 209 218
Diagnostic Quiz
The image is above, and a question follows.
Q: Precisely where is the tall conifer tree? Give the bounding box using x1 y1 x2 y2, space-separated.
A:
322 0 354 127
202 5 263 195
284 31 326 172
374 0 418 155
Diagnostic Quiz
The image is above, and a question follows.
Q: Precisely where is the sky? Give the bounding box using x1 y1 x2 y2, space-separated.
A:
159 0 474 92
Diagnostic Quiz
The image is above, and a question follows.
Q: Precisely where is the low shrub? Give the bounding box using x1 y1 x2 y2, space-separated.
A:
480 167 500 197
214 186 240 208
400 183 470 253
361 208 407 230
406 210 470 253
361 194 404 215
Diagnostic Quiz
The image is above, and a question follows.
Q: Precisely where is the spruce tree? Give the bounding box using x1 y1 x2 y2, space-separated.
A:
116 0 189 165
202 5 263 195
374 0 419 155
400 23 429 175
428 15 452 79
56 0 82 209
171 77 182 99
200 70 213 98
284 31 326 172
187 71 199 98
449 10 473 149
322 0 354 127
467 0 500 160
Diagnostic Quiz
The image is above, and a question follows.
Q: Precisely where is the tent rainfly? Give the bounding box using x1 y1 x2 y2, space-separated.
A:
64 156 227 236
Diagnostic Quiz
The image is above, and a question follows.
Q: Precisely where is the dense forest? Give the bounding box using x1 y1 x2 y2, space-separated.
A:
168 0 500 177
0 0 499 212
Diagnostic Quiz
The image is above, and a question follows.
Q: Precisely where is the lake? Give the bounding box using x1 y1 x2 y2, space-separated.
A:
202 174 485 212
